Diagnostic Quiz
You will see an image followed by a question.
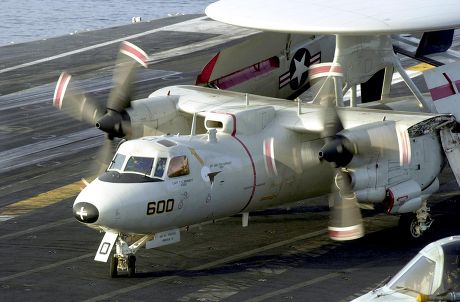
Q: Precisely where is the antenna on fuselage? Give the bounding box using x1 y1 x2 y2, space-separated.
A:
191 112 197 136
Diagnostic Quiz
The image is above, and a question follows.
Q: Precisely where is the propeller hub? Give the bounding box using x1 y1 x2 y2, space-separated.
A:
318 136 354 167
96 110 130 138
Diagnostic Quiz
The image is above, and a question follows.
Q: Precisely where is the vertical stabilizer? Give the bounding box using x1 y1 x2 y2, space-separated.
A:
423 61 460 119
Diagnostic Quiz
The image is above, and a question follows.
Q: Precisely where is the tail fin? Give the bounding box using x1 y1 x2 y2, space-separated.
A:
423 61 460 120
416 29 454 57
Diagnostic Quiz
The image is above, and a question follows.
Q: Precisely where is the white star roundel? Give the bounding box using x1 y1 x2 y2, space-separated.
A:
289 48 311 90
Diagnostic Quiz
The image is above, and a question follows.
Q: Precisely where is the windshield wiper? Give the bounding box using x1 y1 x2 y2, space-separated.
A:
376 286 423 298
372 275 392 293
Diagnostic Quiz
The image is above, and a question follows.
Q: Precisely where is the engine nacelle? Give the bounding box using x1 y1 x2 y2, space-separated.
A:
348 166 378 191
340 121 443 209
126 95 191 137
385 180 422 214
345 166 386 203
339 121 403 168
355 187 386 203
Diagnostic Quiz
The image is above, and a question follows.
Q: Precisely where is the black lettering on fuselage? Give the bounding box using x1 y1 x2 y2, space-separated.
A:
146 199 174 215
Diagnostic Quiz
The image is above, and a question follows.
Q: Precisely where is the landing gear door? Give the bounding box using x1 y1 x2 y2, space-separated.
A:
440 128 460 187
94 231 118 263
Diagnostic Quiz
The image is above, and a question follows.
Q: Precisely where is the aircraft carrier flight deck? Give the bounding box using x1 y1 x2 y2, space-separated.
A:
1 14 460 302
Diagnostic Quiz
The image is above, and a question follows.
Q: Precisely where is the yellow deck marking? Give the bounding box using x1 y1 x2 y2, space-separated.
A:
0 180 83 219
407 62 435 72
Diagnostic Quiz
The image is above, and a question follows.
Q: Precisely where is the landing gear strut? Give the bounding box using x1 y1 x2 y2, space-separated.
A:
110 234 152 278
399 201 433 239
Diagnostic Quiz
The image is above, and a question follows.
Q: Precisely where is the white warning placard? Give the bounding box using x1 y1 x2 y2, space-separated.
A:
146 229 180 249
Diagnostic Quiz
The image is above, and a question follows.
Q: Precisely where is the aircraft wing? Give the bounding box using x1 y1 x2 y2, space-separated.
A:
151 85 448 136
150 85 296 116
206 0 460 35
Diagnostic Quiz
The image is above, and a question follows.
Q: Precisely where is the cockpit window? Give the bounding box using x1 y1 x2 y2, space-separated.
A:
167 156 190 178
109 153 126 171
390 255 436 295
154 157 167 178
441 241 460 291
124 156 154 175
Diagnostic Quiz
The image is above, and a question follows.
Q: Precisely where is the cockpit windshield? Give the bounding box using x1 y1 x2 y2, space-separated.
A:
124 156 154 175
441 241 460 291
106 151 189 179
108 153 126 172
389 255 436 295
154 158 167 178
108 153 155 176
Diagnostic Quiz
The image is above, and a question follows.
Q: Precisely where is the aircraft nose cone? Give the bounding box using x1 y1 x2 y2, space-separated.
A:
73 202 99 223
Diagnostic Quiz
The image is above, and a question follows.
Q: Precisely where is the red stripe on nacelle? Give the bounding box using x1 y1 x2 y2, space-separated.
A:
309 65 343 77
385 190 395 214
264 138 275 176
402 130 410 165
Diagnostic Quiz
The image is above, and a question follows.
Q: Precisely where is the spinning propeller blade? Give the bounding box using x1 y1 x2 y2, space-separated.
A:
107 41 148 113
92 138 118 175
320 107 364 241
52 41 148 140
53 41 148 176
315 71 364 241
328 170 364 241
96 41 148 139
53 72 105 125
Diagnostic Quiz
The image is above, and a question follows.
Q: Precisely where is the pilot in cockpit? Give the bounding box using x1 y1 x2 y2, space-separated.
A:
444 255 460 291
440 239 460 293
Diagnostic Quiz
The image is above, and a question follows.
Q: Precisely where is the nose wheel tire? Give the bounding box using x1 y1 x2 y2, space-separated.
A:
110 255 118 278
398 212 433 239
128 255 136 277
109 254 135 278
409 218 422 239
399 213 419 238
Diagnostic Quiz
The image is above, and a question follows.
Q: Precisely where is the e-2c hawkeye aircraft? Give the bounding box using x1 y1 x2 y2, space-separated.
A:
53 0 460 277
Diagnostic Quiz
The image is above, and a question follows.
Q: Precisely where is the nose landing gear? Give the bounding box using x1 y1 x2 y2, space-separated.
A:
110 234 152 278
399 202 433 239
110 254 136 278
